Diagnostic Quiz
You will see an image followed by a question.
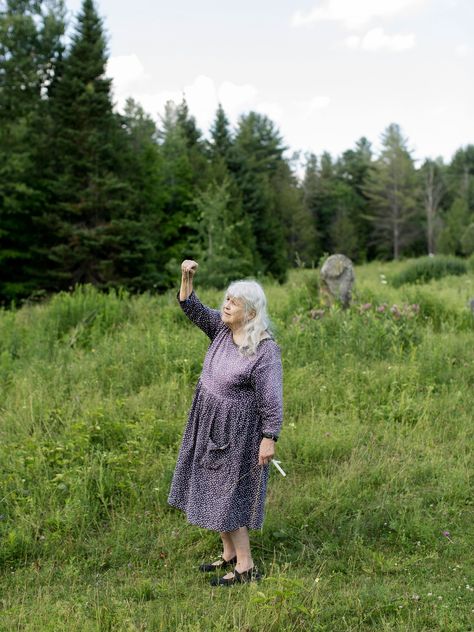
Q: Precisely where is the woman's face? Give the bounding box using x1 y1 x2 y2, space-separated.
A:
222 294 255 328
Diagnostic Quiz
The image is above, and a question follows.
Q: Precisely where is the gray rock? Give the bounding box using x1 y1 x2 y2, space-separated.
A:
469 298 474 314
320 254 355 308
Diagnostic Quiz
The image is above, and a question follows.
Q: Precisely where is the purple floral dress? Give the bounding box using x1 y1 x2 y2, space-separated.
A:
167 289 283 532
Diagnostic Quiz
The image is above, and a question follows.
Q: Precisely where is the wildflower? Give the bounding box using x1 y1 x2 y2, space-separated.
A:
360 302 372 311
441 530 453 542
411 304 420 314
411 594 420 601
390 305 401 319
376 304 387 313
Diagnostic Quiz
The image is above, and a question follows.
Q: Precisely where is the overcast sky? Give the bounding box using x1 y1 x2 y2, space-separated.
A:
65 0 473 166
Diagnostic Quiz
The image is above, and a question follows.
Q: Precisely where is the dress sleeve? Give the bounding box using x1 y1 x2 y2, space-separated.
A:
250 344 283 436
176 289 223 341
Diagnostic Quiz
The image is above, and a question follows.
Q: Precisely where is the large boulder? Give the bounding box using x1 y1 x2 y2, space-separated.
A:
320 254 355 308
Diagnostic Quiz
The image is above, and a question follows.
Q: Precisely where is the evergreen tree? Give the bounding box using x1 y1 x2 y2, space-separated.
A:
336 137 374 260
111 98 168 290
0 0 65 303
158 100 202 279
42 0 132 289
194 178 255 288
276 160 318 267
301 153 322 257
437 197 471 255
176 96 210 187
447 145 474 211
209 103 233 160
364 123 420 259
230 112 288 282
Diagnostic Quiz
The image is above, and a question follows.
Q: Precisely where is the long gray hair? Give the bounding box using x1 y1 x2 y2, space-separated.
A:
220 279 275 357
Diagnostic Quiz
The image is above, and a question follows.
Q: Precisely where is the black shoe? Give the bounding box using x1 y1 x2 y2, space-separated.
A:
210 566 262 586
199 555 237 573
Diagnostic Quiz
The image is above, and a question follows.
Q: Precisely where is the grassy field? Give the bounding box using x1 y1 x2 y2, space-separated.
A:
0 260 473 631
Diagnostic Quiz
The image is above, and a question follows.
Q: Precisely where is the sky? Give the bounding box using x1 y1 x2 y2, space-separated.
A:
65 0 474 167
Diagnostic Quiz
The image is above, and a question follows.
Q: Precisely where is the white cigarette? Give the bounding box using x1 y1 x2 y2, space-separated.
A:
272 460 286 477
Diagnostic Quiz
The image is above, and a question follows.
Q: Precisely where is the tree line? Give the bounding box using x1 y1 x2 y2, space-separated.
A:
1 0 473 305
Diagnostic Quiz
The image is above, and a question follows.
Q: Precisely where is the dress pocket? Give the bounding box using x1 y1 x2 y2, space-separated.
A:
199 437 230 470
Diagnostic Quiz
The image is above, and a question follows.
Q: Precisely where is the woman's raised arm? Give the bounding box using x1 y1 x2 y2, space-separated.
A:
177 259 223 340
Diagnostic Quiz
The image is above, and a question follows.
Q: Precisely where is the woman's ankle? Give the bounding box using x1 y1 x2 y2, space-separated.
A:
235 558 253 573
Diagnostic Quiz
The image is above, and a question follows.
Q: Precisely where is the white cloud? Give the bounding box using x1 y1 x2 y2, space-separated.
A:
345 27 415 51
292 0 427 29
254 101 285 123
292 96 331 119
345 35 360 49
107 54 151 94
105 64 281 133
217 81 259 121
455 43 470 57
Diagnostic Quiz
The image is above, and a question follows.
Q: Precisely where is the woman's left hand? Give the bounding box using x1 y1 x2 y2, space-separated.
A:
258 437 275 465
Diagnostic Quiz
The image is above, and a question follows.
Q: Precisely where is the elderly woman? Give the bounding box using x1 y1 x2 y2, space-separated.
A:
167 259 283 586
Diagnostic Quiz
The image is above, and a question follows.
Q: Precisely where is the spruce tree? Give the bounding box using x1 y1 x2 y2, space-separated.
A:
0 0 65 303
364 124 420 259
43 0 132 289
209 104 233 160
230 112 289 282
157 100 202 280
336 137 374 261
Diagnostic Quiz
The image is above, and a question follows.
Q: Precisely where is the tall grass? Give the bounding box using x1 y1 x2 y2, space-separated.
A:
1 263 473 630
390 255 467 287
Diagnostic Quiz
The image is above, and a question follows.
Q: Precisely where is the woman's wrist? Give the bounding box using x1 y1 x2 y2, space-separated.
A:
261 432 278 442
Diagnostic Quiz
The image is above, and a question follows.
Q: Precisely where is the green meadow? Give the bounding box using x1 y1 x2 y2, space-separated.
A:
1 261 473 631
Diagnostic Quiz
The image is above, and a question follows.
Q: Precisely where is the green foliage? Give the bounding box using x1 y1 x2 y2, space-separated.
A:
391 255 467 287
468 252 474 273
1 0 473 323
230 111 290 283
193 179 255 288
0 0 65 302
364 123 421 259
0 264 473 629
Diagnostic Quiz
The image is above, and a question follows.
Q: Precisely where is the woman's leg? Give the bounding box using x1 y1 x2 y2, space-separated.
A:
222 526 253 578
219 531 236 560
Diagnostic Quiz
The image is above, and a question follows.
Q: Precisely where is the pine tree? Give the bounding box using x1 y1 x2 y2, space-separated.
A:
364 123 420 259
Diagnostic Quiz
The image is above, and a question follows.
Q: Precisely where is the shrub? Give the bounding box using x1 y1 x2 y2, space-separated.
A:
468 252 474 273
391 255 467 287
